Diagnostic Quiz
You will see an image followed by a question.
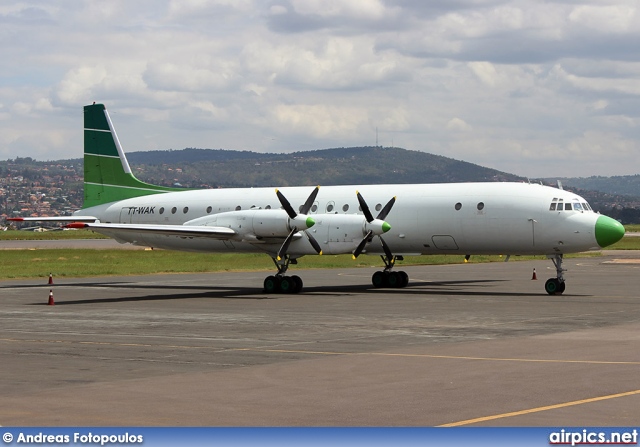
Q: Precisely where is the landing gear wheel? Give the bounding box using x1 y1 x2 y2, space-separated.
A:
545 278 565 295
291 275 303 294
279 276 294 293
372 271 386 288
387 271 400 287
398 271 409 288
264 275 280 293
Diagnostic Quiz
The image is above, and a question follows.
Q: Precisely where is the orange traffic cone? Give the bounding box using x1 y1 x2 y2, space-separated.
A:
531 268 537 280
47 289 55 306
48 273 53 285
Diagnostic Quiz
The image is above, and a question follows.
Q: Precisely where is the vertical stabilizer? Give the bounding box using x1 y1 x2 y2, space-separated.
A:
83 103 181 208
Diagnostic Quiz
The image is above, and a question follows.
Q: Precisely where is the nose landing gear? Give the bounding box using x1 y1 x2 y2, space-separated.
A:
545 254 566 295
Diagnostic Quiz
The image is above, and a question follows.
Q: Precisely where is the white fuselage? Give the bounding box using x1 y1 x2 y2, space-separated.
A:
78 182 601 257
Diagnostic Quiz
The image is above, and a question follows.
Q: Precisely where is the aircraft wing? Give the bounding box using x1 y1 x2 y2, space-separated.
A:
67 222 237 239
8 216 99 223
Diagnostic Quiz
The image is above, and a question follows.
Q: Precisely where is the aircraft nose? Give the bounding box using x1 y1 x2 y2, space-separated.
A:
595 215 625 248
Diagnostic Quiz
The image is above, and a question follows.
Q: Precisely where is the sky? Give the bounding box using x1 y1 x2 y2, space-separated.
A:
1 0 639 179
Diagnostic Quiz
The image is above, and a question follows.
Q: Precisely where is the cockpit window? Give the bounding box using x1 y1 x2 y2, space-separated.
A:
549 198 593 212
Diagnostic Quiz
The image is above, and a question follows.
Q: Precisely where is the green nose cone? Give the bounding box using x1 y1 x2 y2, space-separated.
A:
381 221 391 233
595 215 625 248
306 216 315 229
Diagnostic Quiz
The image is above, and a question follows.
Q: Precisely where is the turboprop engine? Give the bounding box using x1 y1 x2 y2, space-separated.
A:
184 209 314 242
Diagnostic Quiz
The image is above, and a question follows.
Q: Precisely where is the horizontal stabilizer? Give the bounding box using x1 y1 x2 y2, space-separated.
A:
67 222 237 239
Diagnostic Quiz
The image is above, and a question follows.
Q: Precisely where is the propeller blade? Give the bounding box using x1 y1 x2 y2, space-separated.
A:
305 232 323 255
276 189 297 219
352 230 373 259
379 235 393 261
377 196 396 221
300 186 320 215
277 227 297 261
356 191 374 223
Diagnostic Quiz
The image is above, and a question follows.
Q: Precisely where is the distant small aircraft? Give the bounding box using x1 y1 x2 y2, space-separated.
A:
10 103 625 295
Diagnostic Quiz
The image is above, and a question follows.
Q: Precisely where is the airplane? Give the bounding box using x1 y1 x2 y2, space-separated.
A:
9 103 626 295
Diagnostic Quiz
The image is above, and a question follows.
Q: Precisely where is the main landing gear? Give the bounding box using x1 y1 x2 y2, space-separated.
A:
371 255 409 289
263 255 304 294
545 254 566 295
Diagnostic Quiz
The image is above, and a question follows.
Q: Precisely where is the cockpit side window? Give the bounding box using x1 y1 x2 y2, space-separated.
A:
573 202 583 211
549 203 557 211
565 203 572 210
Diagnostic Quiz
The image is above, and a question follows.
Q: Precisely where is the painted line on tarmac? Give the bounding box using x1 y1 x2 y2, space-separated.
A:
438 389 640 426
231 348 640 365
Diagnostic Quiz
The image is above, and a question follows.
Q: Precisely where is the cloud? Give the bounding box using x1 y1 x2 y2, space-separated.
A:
0 0 638 177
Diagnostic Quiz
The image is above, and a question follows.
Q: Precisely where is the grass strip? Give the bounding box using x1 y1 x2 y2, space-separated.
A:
0 249 589 281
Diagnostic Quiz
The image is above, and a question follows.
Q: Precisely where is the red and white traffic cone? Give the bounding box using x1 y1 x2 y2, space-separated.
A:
47 289 55 306
531 268 537 280
48 273 53 285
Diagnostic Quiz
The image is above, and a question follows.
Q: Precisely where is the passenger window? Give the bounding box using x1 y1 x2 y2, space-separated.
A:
235 206 241 211
159 207 165 214
206 206 212 213
342 204 349 212
549 203 557 211
455 202 462 211
565 203 572 211
171 207 177 214
477 202 484 211
327 204 334 212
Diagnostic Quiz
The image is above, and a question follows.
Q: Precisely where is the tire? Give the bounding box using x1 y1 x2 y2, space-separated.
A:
291 275 303 294
387 271 400 288
398 271 409 288
264 275 280 293
279 276 293 293
545 278 559 295
372 271 386 288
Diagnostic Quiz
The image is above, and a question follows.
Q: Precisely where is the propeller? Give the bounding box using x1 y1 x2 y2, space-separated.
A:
275 186 322 260
352 191 395 259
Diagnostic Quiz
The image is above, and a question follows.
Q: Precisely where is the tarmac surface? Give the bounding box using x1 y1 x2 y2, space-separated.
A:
1 252 640 426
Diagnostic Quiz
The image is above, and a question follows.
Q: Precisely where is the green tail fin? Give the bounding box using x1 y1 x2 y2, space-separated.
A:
83 103 181 208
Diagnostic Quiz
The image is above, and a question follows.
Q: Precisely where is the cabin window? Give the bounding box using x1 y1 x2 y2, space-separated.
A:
311 204 318 212
326 204 334 212
375 203 382 212
235 206 241 211
206 206 212 214
342 204 349 212
171 207 177 214
455 202 462 211
159 207 165 214
477 202 484 211
265 205 271 210
183 207 189 214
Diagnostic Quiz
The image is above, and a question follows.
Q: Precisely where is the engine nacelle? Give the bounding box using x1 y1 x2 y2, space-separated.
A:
184 209 314 240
